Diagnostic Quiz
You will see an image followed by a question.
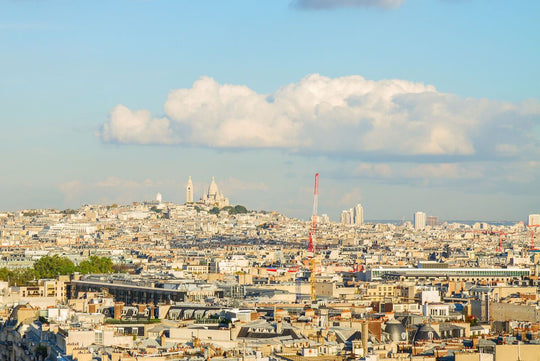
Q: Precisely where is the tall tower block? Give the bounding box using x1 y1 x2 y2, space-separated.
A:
186 176 194 204
414 211 426 230
354 204 364 225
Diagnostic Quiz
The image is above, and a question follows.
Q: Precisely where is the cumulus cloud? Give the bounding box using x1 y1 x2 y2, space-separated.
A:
353 162 483 181
99 74 540 160
101 105 178 144
339 187 363 205
406 163 482 180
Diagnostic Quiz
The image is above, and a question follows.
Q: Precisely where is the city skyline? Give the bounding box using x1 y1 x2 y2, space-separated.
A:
1 0 539 220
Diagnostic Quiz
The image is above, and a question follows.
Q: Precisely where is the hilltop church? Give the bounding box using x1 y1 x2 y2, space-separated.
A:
186 176 229 208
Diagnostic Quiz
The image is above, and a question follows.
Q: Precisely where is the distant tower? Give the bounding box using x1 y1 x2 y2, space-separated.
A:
156 192 162 203
341 209 353 225
414 211 427 230
529 214 540 226
186 176 194 204
354 204 364 225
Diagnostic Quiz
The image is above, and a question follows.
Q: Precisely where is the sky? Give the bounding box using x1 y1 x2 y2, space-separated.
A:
1 0 539 222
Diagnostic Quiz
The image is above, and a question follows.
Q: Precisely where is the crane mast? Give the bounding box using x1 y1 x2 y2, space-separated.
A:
309 173 319 302
529 225 540 251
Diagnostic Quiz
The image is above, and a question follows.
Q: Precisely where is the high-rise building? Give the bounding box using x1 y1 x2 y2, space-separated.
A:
529 214 540 226
354 204 364 225
319 214 330 224
156 192 162 203
186 176 194 204
340 204 364 226
341 209 353 225
414 211 426 230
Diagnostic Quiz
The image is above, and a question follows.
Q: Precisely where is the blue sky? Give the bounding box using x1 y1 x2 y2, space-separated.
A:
1 0 539 221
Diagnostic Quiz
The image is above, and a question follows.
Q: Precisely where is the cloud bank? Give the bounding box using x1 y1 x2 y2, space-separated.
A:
100 74 540 160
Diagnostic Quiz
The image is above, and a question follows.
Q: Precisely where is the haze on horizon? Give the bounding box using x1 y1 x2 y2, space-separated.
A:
1 0 539 222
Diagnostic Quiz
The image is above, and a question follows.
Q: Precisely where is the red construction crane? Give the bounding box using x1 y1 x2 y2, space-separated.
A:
308 173 319 302
308 173 319 254
465 230 511 252
528 225 540 251
492 231 508 253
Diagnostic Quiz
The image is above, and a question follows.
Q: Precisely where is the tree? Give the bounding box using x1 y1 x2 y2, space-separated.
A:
77 256 114 274
0 267 36 286
0 267 10 281
209 207 220 215
35 345 48 360
221 205 248 215
34 255 75 278
234 205 248 214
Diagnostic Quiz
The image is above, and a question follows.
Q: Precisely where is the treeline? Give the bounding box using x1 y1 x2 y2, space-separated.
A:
208 205 248 215
0 255 117 286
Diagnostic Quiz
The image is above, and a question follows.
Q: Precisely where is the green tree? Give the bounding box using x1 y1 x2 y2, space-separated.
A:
221 206 234 214
34 255 75 278
76 256 114 274
35 344 48 360
209 207 220 215
11 268 37 285
0 267 36 285
0 267 10 281
234 205 248 214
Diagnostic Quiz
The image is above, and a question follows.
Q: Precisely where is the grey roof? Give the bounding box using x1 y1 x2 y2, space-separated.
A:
413 324 440 342
384 319 407 342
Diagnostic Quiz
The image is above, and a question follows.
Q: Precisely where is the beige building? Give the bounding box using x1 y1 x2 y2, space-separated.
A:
364 283 397 301
495 344 540 360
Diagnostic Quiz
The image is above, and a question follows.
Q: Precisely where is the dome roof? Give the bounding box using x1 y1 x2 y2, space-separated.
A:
413 324 440 342
384 319 407 342
208 177 219 196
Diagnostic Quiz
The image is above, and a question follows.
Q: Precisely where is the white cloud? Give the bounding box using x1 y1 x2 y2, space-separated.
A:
353 162 483 181
339 187 363 205
164 77 301 148
101 105 178 144
406 163 482 180
100 74 540 159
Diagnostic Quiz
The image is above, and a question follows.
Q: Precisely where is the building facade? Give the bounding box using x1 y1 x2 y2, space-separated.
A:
414 211 426 230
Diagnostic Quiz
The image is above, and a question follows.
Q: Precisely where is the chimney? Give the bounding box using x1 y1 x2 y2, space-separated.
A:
362 321 369 357
160 333 166 346
114 302 124 320
276 320 283 335
88 303 96 314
